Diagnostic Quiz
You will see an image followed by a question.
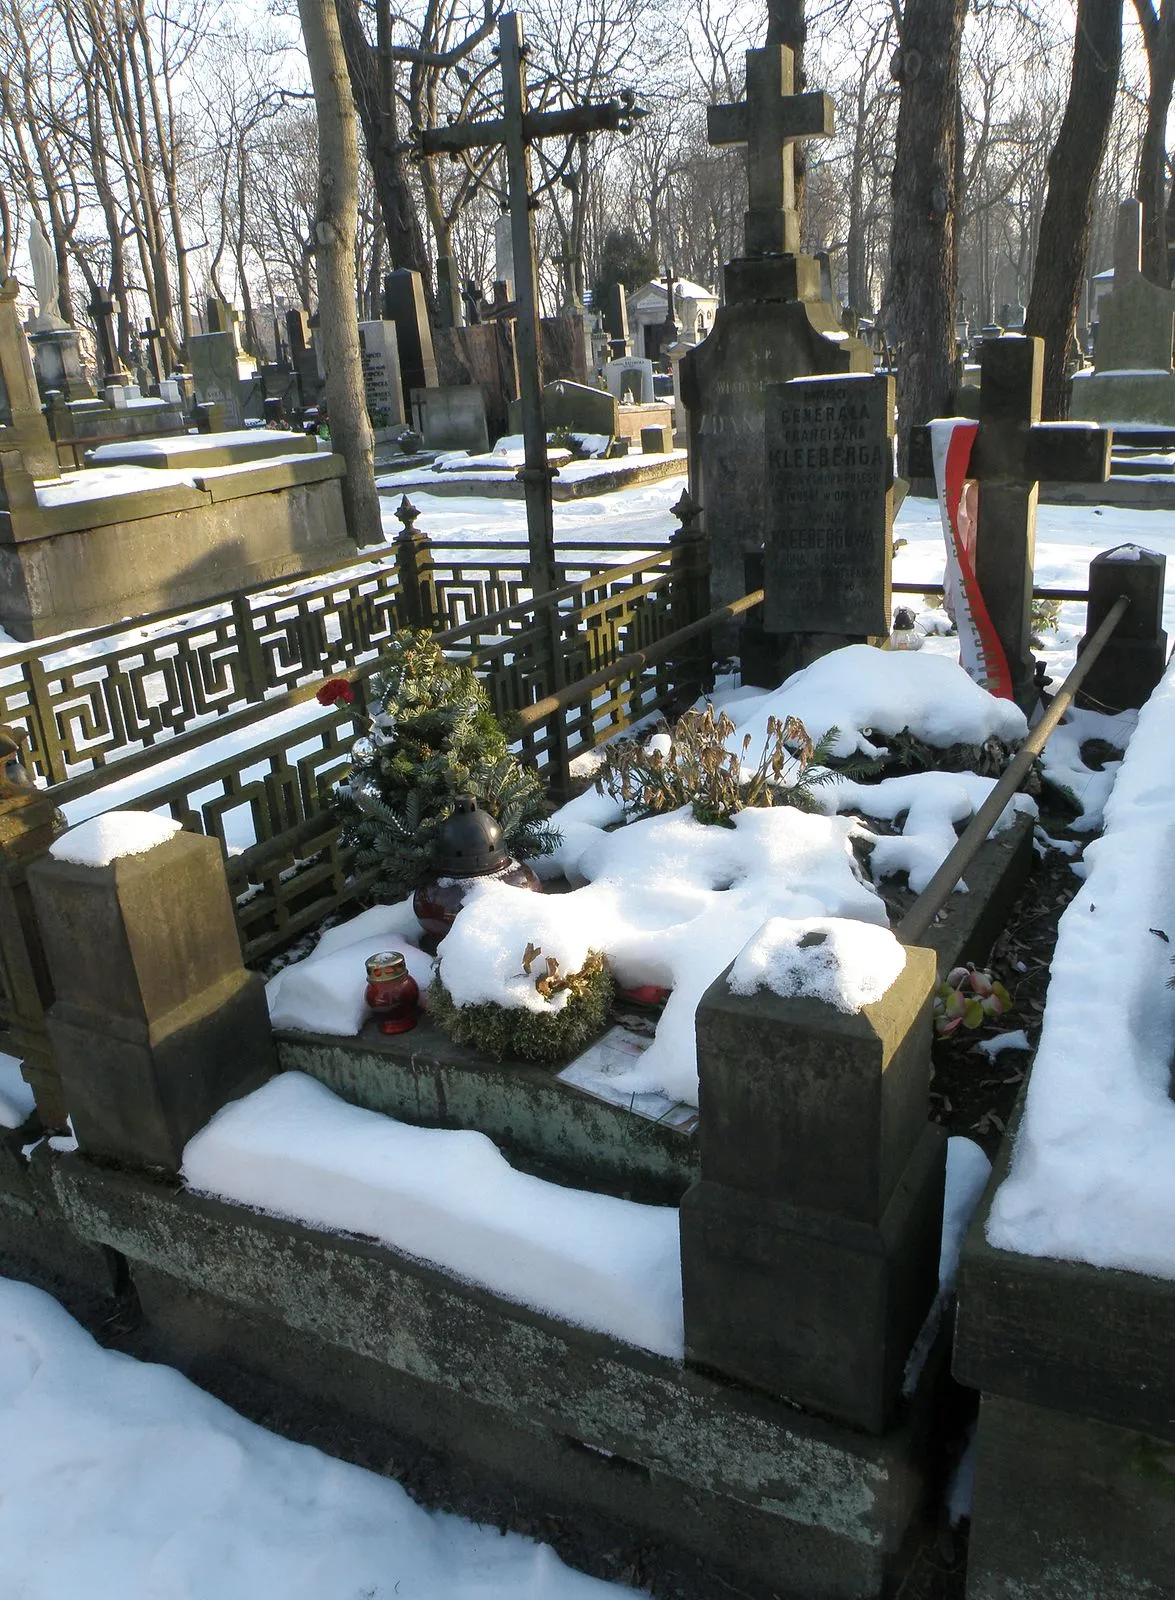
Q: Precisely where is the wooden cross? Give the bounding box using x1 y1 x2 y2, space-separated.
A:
970 337 1111 707
707 45 834 258
419 9 645 596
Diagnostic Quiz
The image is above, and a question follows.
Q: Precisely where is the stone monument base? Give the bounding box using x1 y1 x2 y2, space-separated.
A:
0 453 354 639
1069 369 1175 427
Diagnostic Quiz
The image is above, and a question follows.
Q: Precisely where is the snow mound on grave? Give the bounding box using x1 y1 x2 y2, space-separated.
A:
266 901 434 1036
727 916 905 1012
0 1276 632 1599
50 810 182 868
729 645 1028 760
437 804 884 1104
985 653 1175 1278
183 1072 682 1359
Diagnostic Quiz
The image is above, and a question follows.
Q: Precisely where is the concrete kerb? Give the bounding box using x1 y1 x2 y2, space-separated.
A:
49 1152 944 1600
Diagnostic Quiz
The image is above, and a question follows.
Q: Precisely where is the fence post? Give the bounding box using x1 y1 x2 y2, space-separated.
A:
0 729 69 1131
669 488 713 698
1076 546 1168 713
393 496 437 630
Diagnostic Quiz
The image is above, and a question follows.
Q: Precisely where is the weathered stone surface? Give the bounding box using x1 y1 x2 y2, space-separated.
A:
188 332 247 429
691 945 937 1221
679 261 871 628
640 423 673 455
1076 544 1169 712
358 321 406 426
763 371 893 637
86 431 318 471
29 831 274 1174
277 1022 696 1204
0 1136 121 1296
681 1123 944 1433
383 270 439 412
966 1393 1175 1600
410 385 489 452
51 1155 942 1600
0 460 352 640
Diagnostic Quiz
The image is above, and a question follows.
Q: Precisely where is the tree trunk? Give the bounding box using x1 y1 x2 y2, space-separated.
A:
884 0 966 470
1025 0 1122 417
333 0 432 301
297 0 381 548
1136 44 1175 283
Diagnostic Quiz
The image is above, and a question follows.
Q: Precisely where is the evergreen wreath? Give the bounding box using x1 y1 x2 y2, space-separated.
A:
332 630 559 901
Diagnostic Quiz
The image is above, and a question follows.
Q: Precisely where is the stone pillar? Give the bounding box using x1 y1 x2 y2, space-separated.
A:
680 944 945 1434
28 818 275 1174
382 270 439 414
1077 546 1169 712
668 489 712 699
0 731 68 1130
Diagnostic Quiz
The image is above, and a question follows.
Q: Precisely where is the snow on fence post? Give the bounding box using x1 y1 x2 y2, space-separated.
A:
392 495 437 630
1076 545 1168 712
27 813 275 1174
679 937 945 1434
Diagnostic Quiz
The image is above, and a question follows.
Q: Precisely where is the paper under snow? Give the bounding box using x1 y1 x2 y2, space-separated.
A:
0 1275 631 1600
986 651 1175 1277
183 1072 683 1358
50 810 182 867
728 916 906 1012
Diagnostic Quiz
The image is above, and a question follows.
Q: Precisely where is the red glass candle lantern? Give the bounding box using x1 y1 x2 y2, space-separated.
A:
364 950 419 1034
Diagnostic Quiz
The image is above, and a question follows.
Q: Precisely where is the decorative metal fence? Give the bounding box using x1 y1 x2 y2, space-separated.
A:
12 501 708 964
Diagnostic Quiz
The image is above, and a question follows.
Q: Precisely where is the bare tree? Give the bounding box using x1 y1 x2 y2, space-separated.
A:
296 0 380 545
1025 0 1123 414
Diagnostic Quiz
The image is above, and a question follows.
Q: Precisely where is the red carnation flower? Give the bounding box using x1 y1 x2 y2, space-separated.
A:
316 677 355 707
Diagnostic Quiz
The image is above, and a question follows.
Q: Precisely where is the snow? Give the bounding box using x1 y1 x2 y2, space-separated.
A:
266 901 434 1035
727 915 906 1011
436 803 884 1105
87 429 301 460
49 810 182 867
1037 705 1136 831
972 1029 1030 1060
0 1051 35 1129
726 645 1028 762
36 453 324 510
0 1274 633 1600
183 1072 683 1359
985 649 1175 1278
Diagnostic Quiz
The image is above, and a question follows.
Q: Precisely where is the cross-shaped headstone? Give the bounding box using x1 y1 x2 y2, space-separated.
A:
419 9 645 598
661 266 679 338
970 337 1111 706
140 318 165 387
707 45 834 258
88 292 124 385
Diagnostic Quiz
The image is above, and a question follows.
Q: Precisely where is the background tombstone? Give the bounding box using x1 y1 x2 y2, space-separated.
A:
679 45 872 635
383 270 439 414
26 235 95 401
745 371 894 683
411 385 489 452
286 308 324 413
358 320 407 426
188 331 247 429
603 282 629 358
604 355 655 403
89 292 132 387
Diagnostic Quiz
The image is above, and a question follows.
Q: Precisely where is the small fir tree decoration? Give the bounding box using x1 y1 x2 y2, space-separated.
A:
332 631 558 901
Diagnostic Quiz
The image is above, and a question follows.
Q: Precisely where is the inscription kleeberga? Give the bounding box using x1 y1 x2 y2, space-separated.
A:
763 373 894 637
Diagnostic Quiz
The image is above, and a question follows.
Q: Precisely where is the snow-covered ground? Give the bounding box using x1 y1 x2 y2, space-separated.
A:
986 645 1175 1278
0 1275 634 1600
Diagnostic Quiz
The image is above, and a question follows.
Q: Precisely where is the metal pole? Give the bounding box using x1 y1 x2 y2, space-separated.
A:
498 13 557 600
897 594 1130 947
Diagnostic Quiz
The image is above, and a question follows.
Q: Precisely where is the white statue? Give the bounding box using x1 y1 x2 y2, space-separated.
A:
27 217 64 328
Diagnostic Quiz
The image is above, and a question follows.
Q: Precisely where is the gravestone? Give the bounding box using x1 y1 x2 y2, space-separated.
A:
603 282 629 358
511 379 617 440
411 385 489 452
89 292 132 386
358 320 406 426
679 46 871 632
382 270 439 413
604 356 655 404
763 372 894 640
1071 199 1175 426
286 308 324 412
188 331 246 429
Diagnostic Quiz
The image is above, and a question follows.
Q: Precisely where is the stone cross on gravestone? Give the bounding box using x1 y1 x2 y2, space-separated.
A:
970 337 1111 706
88 292 128 386
140 318 165 387
707 46 834 258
